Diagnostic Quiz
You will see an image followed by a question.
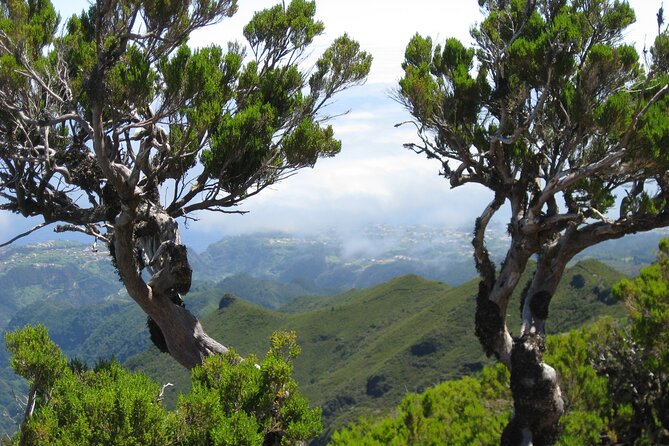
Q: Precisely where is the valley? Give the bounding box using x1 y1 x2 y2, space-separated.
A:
0 226 664 439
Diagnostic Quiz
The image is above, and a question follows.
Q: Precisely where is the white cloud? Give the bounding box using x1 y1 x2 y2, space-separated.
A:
0 213 10 238
312 0 482 84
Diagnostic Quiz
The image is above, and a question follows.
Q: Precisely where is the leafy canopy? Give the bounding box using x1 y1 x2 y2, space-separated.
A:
398 0 669 216
0 0 371 235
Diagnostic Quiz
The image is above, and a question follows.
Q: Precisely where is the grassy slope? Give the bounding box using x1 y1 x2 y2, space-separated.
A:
126 259 626 438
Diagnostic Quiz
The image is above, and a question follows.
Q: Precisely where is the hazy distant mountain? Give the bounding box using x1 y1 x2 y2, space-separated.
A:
2 225 665 325
0 240 124 329
214 273 314 309
193 225 669 293
194 226 501 292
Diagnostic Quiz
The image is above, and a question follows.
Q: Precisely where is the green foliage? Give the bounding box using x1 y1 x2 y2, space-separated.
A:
310 34 372 101
633 89 669 163
5 325 169 445
0 0 59 57
22 361 171 446
651 33 669 71
545 323 615 445
329 246 669 445
4 324 66 393
330 363 512 445
5 326 321 445
107 45 157 114
195 0 371 192
330 316 662 446
595 90 634 137
613 238 669 370
400 34 442 122
161 43 242 124
0 0 59 91
204 102 278 190
189 0 371 192
244 0 323 57
604 239 669 443
282 118 341 166
176 331 322 445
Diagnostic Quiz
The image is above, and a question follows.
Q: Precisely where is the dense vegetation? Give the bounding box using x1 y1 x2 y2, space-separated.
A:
5 326 321 445
330 322 609 445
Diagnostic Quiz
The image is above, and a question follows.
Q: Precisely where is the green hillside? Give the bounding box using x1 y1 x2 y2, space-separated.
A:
127 259 626 441
215 273 315 309
0 241 123 329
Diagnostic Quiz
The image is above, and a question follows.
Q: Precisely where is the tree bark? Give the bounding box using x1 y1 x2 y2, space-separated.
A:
502 333 564 446
475 230 535 367
113 203 228 369
475 208 567 445
18 384 37 446
502 248 570 445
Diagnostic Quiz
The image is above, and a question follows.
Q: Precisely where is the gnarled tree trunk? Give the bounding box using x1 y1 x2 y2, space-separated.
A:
474 199 569 445
112 203 228 369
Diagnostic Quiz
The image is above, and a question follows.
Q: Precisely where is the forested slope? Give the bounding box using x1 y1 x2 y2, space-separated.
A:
128 259 626 440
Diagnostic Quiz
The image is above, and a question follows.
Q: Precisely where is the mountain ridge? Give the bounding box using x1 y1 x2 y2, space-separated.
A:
126 259 627 441
0 227 662 439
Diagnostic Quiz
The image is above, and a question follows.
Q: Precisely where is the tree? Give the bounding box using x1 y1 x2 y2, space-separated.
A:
4 324 67 445
0 0 371 370
398 0 669 443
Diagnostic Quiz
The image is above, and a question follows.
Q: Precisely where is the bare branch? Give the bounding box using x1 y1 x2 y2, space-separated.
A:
472 193 505 286
536 148 627 211
156 382 174 403
0 222 50 248
53 224 110 243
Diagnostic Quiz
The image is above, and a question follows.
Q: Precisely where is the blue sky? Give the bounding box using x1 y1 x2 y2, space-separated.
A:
0 0 660 251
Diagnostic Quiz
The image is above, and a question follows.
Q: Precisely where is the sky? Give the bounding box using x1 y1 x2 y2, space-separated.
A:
0 0 661 252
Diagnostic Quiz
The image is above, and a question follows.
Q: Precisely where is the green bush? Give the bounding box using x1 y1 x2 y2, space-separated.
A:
5 326 321 446
330 363 512 445
174 331 322 445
